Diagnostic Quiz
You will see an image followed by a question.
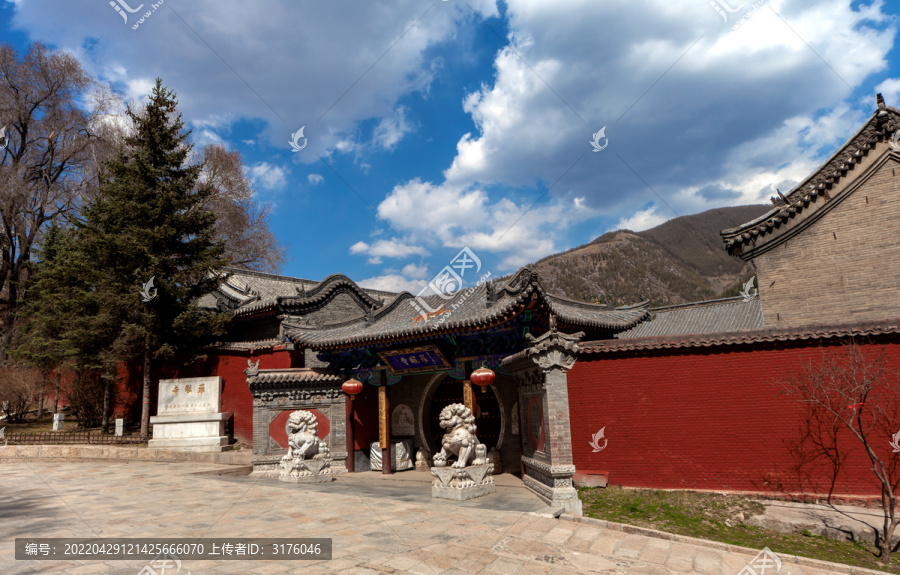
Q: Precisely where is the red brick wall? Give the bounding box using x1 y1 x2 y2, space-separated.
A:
114 346 302 446
568 338 900 498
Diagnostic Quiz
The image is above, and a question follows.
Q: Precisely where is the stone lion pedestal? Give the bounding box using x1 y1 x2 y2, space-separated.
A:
431 463 495 500
279 457 334 484
278 410 334 484
430 403 495 501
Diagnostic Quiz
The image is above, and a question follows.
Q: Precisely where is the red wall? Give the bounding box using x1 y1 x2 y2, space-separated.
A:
114 346 301 446
568 338 900 498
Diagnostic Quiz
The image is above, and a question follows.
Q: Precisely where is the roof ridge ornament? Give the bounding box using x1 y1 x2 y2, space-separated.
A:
877 93 885 108
523 327 584 372
245 359 260 378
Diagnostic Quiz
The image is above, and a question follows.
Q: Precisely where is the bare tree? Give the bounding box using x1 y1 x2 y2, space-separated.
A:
0 364 40 423
198 144 286 272
780 340 900 563
0 42 113 364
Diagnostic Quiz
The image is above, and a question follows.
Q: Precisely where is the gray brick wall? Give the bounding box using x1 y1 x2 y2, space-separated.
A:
755 156 900 327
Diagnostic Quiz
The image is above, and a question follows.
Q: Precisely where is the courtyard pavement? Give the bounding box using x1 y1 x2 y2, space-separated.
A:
0 460 852 575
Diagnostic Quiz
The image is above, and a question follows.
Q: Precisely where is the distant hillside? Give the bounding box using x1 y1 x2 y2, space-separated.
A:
532 205 769 307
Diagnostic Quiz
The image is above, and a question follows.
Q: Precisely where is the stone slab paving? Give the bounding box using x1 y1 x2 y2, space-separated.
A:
0 460 853 575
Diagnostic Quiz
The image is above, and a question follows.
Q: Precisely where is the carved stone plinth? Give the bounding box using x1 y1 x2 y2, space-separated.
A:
278 456 334 484
431 463 495 500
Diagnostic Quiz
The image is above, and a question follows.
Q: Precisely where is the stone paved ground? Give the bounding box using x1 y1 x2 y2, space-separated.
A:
0 460 848 575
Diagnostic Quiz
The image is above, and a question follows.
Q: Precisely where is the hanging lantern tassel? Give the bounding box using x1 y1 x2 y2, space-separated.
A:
470 366 496 394
342 378 363 401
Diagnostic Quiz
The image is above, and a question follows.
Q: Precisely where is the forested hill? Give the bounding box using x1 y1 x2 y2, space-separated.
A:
531 205 770 307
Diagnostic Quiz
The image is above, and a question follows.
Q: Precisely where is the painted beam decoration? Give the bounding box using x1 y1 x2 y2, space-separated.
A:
378 345 451 375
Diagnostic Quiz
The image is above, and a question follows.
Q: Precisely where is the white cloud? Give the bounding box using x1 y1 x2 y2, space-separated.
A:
612 207 669 232
357 274 427 294
374 106 414 150
9 0 500 161
307 173 324 185
376 178 594 270
349 238 429 259
401 262 429 279
876 78 900 108
248 162 288 191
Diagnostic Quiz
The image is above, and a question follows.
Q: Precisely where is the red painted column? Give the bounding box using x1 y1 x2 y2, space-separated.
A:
345 393 355 473
380 370 392 475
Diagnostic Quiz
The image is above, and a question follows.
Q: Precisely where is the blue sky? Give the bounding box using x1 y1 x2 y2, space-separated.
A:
2 0 899 293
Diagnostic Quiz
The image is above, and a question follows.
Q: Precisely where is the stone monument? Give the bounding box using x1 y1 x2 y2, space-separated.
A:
369 439 413 471
431 403 495 500
52 413 64 431
115 418 124 437
148 376 231 451
279 410 334 483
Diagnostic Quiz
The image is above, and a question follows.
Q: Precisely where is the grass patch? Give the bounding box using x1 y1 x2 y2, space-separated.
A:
580 486 900 573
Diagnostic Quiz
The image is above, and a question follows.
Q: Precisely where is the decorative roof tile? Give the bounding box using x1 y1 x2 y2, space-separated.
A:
721 102 900 259
581 319 900 354
199 267 394 318
287 267 650 350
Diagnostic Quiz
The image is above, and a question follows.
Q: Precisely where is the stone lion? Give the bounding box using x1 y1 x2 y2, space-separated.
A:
283 410 329 461
433 403 487 469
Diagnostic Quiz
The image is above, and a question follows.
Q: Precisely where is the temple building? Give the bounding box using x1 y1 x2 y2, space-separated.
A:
123 96 900 510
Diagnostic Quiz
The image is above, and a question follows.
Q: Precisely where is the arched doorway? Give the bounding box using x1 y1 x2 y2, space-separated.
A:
426 378 502 452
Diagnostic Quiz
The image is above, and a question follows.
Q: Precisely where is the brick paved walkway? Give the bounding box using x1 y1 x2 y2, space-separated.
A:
0 460 849 574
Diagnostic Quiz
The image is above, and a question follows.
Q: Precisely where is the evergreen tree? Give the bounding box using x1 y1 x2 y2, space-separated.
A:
13 222 119 427
80 79 229 437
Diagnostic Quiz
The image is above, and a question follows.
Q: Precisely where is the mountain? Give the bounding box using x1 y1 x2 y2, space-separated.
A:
531 205 770 307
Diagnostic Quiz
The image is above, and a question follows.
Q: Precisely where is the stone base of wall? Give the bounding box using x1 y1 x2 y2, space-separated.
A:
522 456 582 515
0 444 252 465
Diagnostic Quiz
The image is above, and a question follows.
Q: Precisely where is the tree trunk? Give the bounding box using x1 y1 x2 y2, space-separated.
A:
140 349 151 438
37 375 46 420
101 375 111 434
53 371 60 414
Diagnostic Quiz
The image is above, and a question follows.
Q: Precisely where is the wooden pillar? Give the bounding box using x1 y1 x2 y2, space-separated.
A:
379 370 391 475
345 392 355 473
462 360 474 413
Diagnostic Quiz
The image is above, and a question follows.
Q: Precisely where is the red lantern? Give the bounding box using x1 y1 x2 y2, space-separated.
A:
342 379 363 401
470 366 496 394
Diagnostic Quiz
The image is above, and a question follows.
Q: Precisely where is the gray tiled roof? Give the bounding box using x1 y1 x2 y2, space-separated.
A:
287 267 650 350
722 104 900 258
246 368 342 388
615 297 763 339
585 318 900 354
198 267 397 317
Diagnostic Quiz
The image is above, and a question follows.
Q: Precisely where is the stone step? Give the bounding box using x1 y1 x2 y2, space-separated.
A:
0 444 252 466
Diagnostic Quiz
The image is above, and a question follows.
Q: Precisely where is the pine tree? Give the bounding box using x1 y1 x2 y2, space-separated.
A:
14 222 119 427
80 79 229 437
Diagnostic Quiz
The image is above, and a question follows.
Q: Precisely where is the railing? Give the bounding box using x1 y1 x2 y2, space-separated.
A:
3 431 148 445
